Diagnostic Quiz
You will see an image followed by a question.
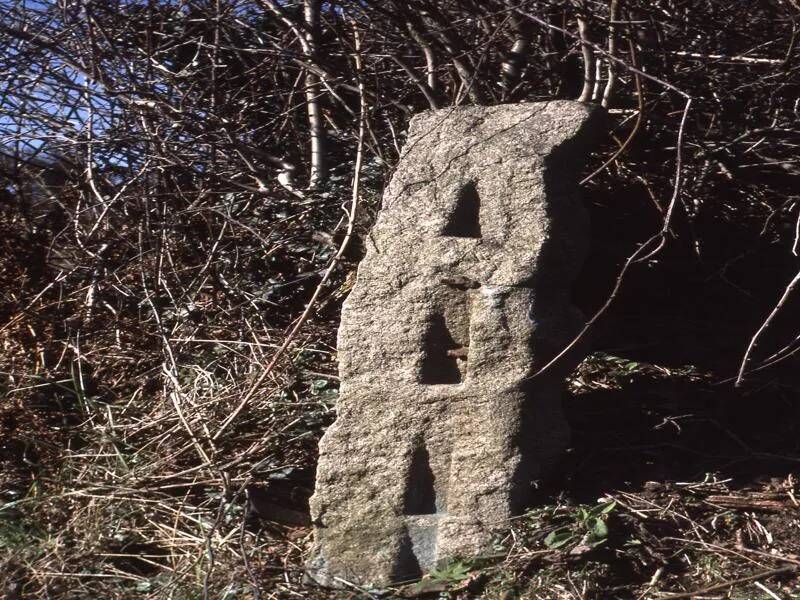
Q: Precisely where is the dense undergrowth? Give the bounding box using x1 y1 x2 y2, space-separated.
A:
3 340 800 598
2 0 800 598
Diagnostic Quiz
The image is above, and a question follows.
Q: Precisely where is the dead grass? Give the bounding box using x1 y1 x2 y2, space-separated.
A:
3 340 800 599
2 183 800 599
0 185 347 598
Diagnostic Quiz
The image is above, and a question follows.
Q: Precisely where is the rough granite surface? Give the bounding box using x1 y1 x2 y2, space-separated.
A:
308 101 602 587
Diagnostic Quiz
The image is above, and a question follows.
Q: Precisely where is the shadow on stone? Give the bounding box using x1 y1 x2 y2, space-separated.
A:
404 445 439 515
420 314 464 384
392 526 423 583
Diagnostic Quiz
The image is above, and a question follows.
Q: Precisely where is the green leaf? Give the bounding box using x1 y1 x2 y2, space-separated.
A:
590 518 608 539
624 538 643 547
544 530 576 549
428 560 471 583
587 501 616 518
599 501 617 514
449 563 470 581
588 536 608 548
311 379 329 390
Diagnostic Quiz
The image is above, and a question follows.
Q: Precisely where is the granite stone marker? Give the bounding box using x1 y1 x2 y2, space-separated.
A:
308 101 601 587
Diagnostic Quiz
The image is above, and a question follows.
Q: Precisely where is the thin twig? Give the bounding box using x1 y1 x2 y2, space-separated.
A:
581 34 643 184
518 6 693 379
527 233 662 380
576 8 595 102
658 565 797 599
212 20 368 441
517 9 691 99
736 268 800 385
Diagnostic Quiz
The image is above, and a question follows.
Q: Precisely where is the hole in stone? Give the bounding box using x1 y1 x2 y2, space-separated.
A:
392 526 422 583
442 181 481 238
419 314 465 385
403 446 437 515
